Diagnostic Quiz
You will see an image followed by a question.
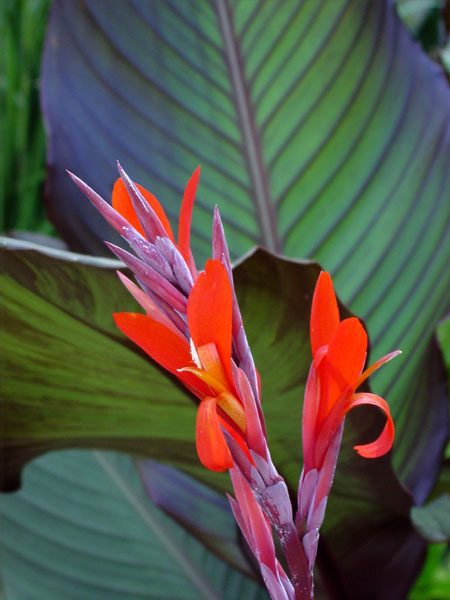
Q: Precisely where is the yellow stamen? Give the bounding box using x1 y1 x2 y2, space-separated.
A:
216 391 246 433
179 366 227 396
197 342 229 389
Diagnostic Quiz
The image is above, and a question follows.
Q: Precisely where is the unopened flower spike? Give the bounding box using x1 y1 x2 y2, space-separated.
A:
296 270 400 574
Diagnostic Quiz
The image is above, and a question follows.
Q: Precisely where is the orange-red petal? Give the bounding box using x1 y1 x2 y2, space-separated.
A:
196 397 233 471
310 271 340 356
324 317 367 401
112 178 175 242
187 259 233 386
178 167 200 266
113 312 208 396
345 392 395 458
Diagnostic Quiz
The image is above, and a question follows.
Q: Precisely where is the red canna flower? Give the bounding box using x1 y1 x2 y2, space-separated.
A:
69 165 251 473
114 259 247 472
302 271 399 473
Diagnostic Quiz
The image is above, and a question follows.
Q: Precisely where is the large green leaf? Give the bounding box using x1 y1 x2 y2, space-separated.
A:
1 238 428 598
0 237 220 492
0 450 267 600
41 0 450 501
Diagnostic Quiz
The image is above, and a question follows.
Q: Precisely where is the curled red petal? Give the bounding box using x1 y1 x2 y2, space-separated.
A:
196 397 233 471
187 259 233 387
178 166 200 266
345 392 395 458
112 178 175 242
310 271 340 356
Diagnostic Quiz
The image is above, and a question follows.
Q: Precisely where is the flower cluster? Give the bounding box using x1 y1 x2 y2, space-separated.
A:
70 166 398 600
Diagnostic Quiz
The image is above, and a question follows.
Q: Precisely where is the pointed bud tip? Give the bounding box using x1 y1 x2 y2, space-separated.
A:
66 170 81 184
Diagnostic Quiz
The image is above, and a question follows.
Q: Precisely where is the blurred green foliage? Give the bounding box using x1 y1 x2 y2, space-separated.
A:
0 0 54 234
409 545 450 600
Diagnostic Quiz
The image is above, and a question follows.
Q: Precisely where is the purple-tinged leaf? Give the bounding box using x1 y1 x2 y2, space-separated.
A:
138 458 257 578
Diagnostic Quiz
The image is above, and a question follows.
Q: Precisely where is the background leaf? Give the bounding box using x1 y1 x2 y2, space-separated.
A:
408 544 450 600
411 494 450 543
0 0 54 234
1 239 428 599
138 459 256 577
41 0 450 503
0 450 267 600
0 237 208 492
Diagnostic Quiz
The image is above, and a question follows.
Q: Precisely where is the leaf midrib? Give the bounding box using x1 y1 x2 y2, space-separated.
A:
215 0 281 253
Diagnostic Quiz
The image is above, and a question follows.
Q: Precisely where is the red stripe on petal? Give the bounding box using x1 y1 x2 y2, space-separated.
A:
112 179 175 242
345 392 395 458
310 271 340 356
187 259 233 386
178 167 200 266
196 397 233 471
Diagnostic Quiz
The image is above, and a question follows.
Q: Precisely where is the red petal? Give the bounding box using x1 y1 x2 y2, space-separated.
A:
229 468 276 570
112 178 175 242
196 397 233 471
187 259 233 386
345 393 395 458
113 312 208 396
322 318 367 411
302 364 321 472
310 271 340 356
178 167 200 266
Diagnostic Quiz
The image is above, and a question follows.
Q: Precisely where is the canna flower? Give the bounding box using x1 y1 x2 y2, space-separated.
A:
115 258 247 472
70 164 319 598
69 165 247 472
302 270 398 473
297 270 399 572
